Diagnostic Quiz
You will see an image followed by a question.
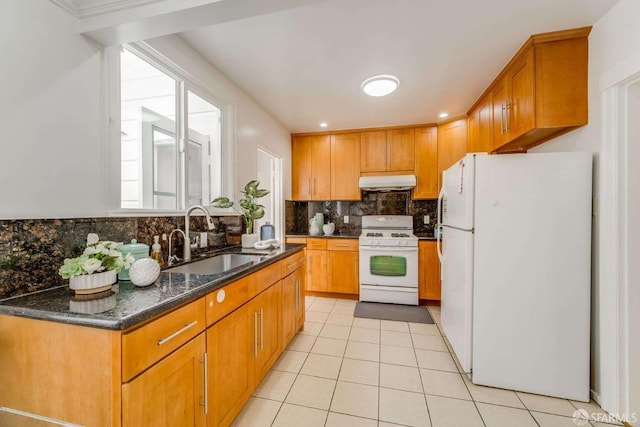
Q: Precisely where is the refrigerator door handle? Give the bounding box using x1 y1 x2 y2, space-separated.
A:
441 224 474 233
436 186 445 264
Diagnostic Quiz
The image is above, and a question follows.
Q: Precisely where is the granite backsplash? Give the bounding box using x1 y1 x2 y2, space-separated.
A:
0 215 243 299
285 190 437 237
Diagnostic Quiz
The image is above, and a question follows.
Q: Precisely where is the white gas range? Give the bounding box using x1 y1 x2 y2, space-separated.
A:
358 215 419 305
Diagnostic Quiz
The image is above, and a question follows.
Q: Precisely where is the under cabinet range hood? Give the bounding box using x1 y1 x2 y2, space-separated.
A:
358 174 417 191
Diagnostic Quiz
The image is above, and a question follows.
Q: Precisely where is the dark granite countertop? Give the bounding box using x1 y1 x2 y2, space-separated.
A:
0 244 305 331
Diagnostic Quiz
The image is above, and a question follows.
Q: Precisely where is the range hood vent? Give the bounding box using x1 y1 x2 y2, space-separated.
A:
358 174 417 191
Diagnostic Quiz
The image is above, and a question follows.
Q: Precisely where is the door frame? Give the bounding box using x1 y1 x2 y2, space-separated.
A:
599 57 640 422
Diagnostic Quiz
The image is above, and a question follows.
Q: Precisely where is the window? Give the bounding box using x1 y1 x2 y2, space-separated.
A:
120 48 222 210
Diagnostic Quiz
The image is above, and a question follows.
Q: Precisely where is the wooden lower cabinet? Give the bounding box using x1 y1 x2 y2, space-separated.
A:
207 304 254 427
418 241 441 300
253 282 283 384
123 333 207 427
327 239 359 295
0 251 306 427
306 249 328 292
207 274 289 427
283 264 305 347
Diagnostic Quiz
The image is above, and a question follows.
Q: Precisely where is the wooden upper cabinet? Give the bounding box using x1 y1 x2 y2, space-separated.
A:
361 130 387 172
387 128 415 172
331 133 361 200
311 136 331 200
468 94 493 154
361 129 415 173
507 47 535 141
292 136 312 200
472 27 590 153
292 135 330 201
437 119 468 186
414 126 438 199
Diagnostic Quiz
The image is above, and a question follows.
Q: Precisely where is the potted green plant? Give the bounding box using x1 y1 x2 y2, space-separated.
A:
59 235 134 294
239 180 270 247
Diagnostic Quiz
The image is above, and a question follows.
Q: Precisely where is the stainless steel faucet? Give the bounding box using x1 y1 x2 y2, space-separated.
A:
184 205 215 262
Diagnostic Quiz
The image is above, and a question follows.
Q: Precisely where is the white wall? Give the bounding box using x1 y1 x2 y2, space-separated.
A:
532 0 640 419
0 2 291 220
0 1 105 219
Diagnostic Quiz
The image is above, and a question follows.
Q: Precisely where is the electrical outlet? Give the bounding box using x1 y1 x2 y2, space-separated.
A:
162 233 167 241
424 215 430 224
344 215 349 224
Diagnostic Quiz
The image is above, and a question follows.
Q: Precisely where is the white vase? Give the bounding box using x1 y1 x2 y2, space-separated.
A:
241 233 259 248
69 270 117 295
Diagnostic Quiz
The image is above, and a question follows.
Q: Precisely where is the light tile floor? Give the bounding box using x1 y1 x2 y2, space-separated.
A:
232 296 622 427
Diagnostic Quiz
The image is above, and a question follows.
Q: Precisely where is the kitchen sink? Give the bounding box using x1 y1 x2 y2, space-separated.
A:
165 253 268 275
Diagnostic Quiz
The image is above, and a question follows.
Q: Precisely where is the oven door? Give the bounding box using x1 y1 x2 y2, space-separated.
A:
359 246 418 287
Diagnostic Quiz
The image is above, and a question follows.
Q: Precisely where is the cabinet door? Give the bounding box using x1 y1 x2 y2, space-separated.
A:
253 282 283 384
477 96 493 153
491 79 509 150
418 241 441 300
414 127 438 199
467 107 479 153
328 251 359 294
468 95 493 154
387 128 415 172
437 119 468 188
122 333 206 427
331 133 361 200
282 273 296 347
292 136 312 200
507 48 535 142
306 249 327 292
361 130 387 172
207 305 253 427
294 267 306 330
311 136 331 200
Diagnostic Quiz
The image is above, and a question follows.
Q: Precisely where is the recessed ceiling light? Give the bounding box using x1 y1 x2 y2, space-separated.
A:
320 122 328 128
361 75 399 97
439 112 449 118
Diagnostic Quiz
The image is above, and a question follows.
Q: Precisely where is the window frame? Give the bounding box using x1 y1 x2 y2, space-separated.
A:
106 42 236 216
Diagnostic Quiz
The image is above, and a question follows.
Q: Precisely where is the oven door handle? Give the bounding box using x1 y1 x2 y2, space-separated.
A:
359 247 418 253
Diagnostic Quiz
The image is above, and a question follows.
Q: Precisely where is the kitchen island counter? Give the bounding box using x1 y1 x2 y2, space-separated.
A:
0 244 304 330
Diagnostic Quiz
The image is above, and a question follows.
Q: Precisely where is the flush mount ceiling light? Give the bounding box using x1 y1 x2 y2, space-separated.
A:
439 112 449 118
320 122 328 128
361 75 399 97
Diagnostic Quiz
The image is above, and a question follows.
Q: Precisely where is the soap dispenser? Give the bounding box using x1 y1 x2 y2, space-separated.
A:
150 235 165 268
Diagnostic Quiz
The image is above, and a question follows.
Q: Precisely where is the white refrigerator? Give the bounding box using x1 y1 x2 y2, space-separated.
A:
437 152 592 401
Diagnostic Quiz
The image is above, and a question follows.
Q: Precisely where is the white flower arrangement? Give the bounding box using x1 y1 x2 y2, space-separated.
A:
59 240 134 280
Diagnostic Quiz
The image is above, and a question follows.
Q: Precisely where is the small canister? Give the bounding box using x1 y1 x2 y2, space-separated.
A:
118 239 150 281
260 222 275 240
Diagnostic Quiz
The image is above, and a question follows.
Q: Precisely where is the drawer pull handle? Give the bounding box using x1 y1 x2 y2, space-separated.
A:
157 320 198 346
335 244 349 247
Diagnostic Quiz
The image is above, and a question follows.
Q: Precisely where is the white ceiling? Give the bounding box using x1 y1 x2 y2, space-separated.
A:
178 0 618 133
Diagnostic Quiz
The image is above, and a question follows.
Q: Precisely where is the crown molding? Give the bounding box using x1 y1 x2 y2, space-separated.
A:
49 0 161 18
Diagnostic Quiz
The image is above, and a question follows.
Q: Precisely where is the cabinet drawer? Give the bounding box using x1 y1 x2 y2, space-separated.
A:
122 298 205 382
306 238 327 250
327 239 359 251
280 251 305 277
285 237 307 244
253 261 282 295
206 276 253 326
